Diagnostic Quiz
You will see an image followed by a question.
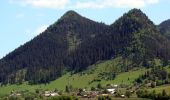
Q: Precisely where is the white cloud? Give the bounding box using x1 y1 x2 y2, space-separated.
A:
10 0 69 9
74 0 159 9
9 0 159 9
35 25 48 35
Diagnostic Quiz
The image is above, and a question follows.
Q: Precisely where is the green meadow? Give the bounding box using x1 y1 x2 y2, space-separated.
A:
0 58 147 97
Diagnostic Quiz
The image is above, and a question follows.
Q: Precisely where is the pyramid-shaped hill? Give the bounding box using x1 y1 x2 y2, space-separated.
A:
0 9 170 84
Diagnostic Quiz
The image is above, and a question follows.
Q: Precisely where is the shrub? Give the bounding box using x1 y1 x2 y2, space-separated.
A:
125 90 131 98
8 96 22 100
48 96 78 100
136 89 170 100
98 96 111 100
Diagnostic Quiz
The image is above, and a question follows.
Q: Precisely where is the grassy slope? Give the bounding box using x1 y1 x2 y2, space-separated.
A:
0 57 147 97
148 85 170 94
145 65 170 95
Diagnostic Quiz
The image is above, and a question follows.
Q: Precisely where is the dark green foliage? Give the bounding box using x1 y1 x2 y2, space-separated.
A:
135 66 170 85
125 90 131 98
112 9 170 66
103 89 109 94
9 96 22 100
0 10 108 84
159 19 170 39
22 92 36 100
48 96 78 100
136 89 170 100
25 96 34 100
97 83 102 89
65 85 70 93
98 96 112 100
1 9 170 84
151 82 156 88
91 87 96 91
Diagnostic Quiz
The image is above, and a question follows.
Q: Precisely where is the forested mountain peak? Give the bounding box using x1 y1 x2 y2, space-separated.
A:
0 9 109 84
58 10 89 23
111 8 156 34
60 10 81 20
159 19 170 39
159 19 170 27
127 8 146 17
109 8 170 68
1 9 170 85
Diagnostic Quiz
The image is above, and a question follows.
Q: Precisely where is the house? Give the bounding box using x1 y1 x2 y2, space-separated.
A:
10 93 21 97
83 89 86 92
10 91 21 97
107 89 115 94
102 94 109 96
44 91 51 97
50 93 59 96
121 95 125 98
113 85 118 88
88 91 99 98
44 91 59 97
109 84 118 88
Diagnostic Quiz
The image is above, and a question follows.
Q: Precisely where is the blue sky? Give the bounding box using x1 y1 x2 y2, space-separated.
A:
0 0 170 59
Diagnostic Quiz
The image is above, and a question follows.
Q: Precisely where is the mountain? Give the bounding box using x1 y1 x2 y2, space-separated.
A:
0 9 170 85
0 10 109 84
111 9 170 65
159 19 170 39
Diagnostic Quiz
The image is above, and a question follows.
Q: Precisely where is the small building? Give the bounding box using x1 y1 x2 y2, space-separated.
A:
44 91 59 97
10 91 21 97
107 89 115 94
50 93 59 96
89 91 99 98
102 94 109 96
109 84 118 88
113 85 118 88
121 94 125 98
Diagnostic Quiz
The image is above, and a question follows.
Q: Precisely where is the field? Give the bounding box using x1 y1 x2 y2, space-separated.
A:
0 57 147 97
148 84 170 94
81 98 151 100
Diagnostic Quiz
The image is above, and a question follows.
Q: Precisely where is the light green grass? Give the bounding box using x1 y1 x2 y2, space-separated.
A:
148 85 170 94
99 68 146 85
165 66 170 73
0 57 147 97
80 98 150 100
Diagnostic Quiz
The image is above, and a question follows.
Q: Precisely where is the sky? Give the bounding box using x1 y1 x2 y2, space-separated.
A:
0 0 170 59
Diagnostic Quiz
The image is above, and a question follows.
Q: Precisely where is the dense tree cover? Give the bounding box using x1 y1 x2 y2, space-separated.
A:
111 9 170 65
66 9 170 72
0 11 108 84
135 64 170 85
98 96 112 100
159 19 170 39
136 89 170 100
2 95 79 100
1 9 170 84
48 96 79 100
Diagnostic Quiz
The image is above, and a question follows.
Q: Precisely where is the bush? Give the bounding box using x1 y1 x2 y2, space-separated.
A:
91 87 95 91
48 96 78 100
8 96 22 100
151 82 156 88
97 83 102 89
25 96 34 100
98 96 111 100
115 91 121 97
125 90 131 98
136 89 170 100
103 89 109 94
